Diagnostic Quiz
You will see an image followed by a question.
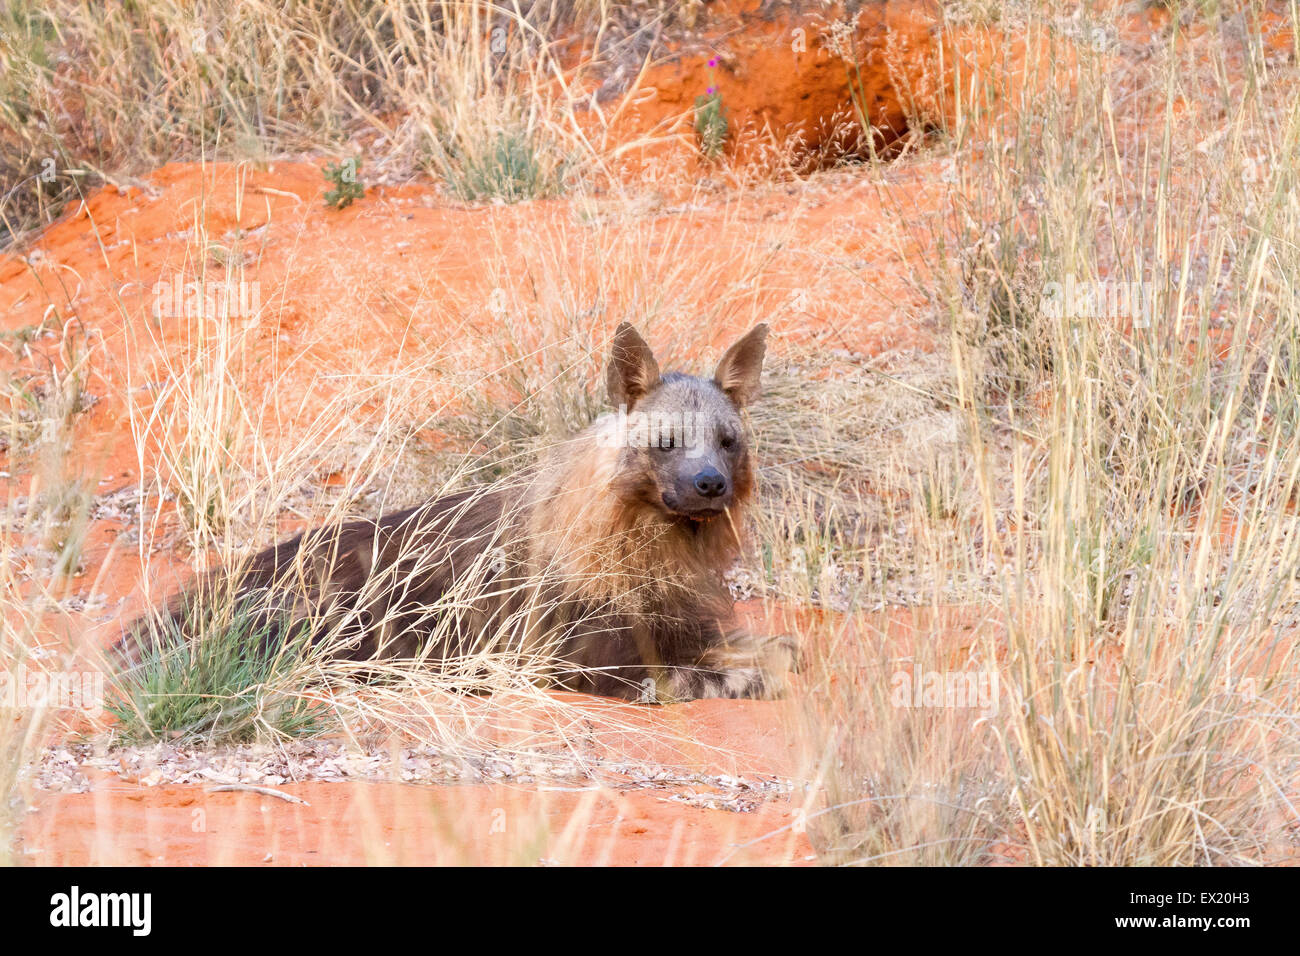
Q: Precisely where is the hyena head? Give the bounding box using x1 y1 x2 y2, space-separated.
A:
605 322 768 521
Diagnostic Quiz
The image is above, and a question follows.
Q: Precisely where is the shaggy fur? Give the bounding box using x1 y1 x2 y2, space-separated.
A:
117 324 794 702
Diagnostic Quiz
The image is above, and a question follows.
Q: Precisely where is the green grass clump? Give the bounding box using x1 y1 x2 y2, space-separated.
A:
108 596 330 744
441 128 565 203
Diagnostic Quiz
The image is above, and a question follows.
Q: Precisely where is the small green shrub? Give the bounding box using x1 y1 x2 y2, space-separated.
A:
108 596 330 744
694 92 728 160
322 158 364 209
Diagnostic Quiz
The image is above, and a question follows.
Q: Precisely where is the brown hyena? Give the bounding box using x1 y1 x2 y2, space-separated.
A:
117 323 796 702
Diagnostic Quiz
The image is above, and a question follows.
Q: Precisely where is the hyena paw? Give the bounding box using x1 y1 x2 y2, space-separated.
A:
715 666 774 700
659 666 769 702
645 631 802 703
663 658 790 702
762 632 803 675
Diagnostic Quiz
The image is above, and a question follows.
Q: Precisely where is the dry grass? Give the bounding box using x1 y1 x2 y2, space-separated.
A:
791 2 1300 865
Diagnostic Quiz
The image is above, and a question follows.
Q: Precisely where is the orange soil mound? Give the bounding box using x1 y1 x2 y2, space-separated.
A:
606 0 945 165
594 0 1067 172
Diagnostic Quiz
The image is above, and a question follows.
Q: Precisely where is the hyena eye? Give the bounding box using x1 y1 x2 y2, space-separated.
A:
719 433 736 450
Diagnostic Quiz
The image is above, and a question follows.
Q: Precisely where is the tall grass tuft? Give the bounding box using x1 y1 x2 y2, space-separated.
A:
108 592 330 744
440 127 567 202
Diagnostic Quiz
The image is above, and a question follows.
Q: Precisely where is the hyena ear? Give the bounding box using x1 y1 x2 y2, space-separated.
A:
606 322 661 410
713 323 768 408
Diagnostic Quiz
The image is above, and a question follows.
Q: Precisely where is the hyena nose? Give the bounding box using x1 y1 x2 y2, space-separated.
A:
693 468 727 498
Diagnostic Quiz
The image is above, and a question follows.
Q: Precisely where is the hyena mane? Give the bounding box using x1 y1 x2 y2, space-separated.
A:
115 323 795 702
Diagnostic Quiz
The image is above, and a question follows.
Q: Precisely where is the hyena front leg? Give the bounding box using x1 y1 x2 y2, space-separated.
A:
662 627 801 702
